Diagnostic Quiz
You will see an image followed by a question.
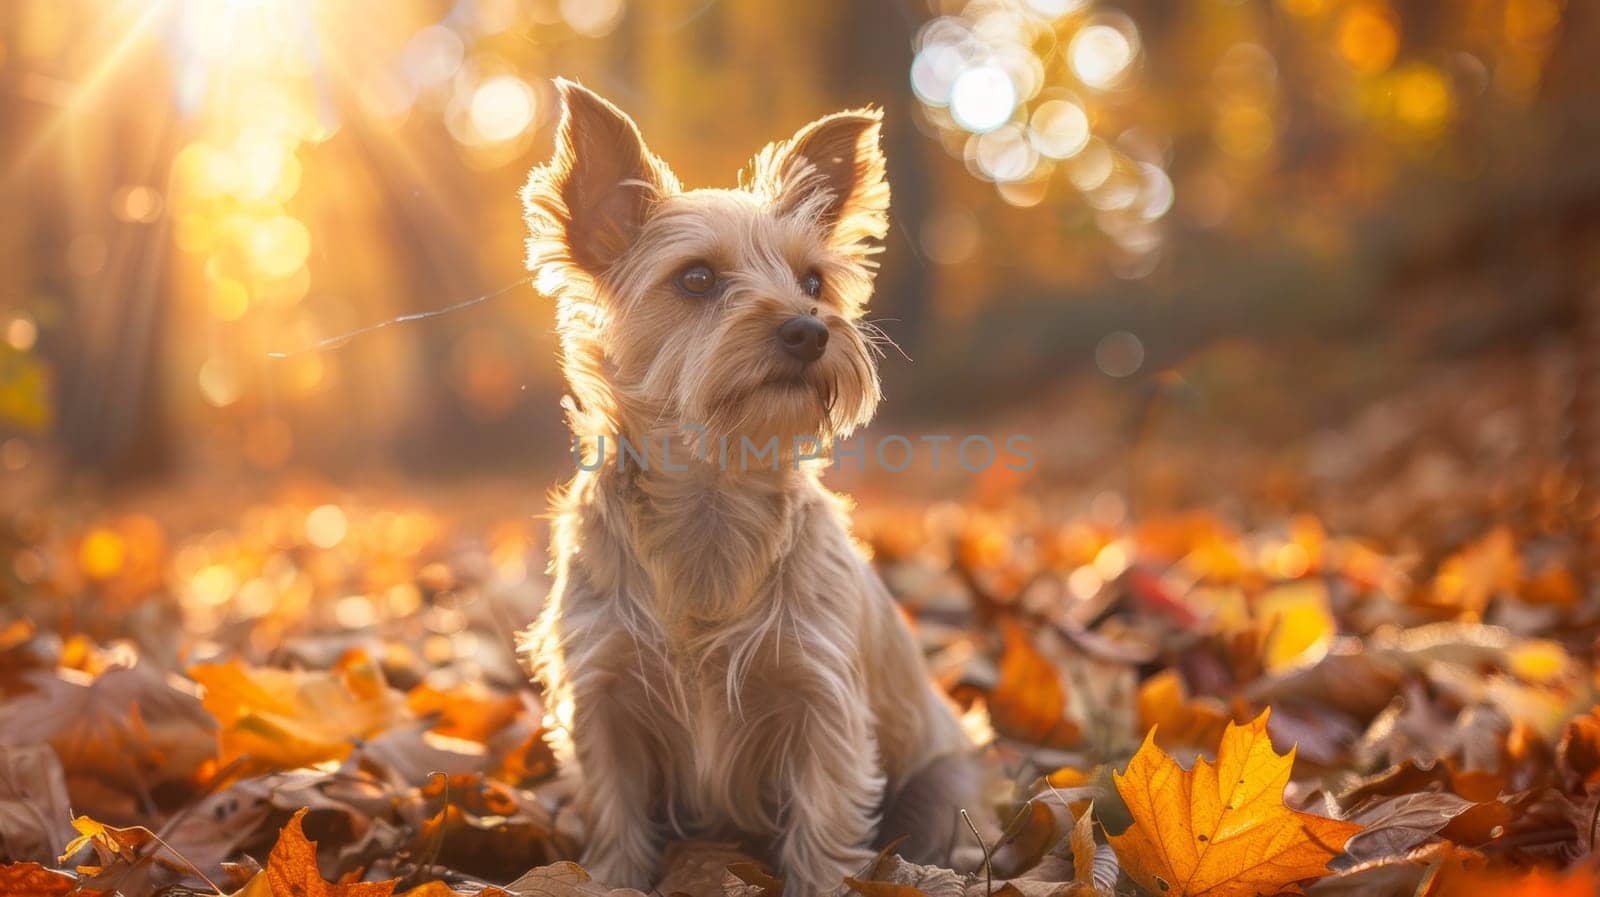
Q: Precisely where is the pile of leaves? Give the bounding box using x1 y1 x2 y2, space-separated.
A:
1 473 1595 897
0 337 1596 897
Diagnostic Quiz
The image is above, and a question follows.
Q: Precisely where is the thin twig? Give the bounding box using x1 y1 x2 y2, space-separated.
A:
961 808 992 897
143 829 226 897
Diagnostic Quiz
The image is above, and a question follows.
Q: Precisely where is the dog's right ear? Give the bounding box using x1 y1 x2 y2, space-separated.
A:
522 80 677 280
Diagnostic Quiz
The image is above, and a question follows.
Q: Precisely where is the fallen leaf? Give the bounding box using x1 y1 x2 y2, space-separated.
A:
189 652 409 771
266 807 397 897
990 798 1067 877
844 877 931 897
0 661 217 792
858 855 965 897
654 841 761 897
0 861 81 897
1136 670 1232 752
1068 808 1096 892
1110 709 1364 897
1257 582 1336 673
1304 841 1461 897
1424 527 1519 618
1557 707 1600 787
406 682 522 744
501 861 616 897
58 815 198 895
1342 792 1504 861
989 620 1079 747
0 745 73 863
1423 858 1598 897
395 881 511 896
727 862 784 897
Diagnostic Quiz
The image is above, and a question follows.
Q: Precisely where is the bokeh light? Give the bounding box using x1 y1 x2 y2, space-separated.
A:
909 0 1166 270
950 65 1018 133
1068 20 1137 90
1028 98 1090 159
468 74 537 144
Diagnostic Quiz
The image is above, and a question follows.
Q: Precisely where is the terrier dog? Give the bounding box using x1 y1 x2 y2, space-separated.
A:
520 81 982 896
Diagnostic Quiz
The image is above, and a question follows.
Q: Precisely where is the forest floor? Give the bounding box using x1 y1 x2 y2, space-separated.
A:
1 340 1596 897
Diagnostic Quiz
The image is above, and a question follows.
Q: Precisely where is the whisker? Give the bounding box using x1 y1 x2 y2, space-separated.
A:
859 319 911 363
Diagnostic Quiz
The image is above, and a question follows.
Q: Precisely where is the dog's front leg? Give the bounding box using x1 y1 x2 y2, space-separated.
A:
572 678 664 889
770 682 884 896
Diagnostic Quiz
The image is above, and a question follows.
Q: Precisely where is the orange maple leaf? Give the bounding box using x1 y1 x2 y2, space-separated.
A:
1109 709 1362 897
265 808 396 897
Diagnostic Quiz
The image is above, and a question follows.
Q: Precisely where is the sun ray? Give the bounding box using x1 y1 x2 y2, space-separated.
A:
4 0 177 184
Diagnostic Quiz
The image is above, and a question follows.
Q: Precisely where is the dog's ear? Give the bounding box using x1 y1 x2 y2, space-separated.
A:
523 80 677 279
754 108 890 253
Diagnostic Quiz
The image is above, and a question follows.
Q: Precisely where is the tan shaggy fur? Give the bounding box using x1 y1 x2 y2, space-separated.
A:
519 80 983 896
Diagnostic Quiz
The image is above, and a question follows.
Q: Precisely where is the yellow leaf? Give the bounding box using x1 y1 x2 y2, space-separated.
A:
188 652 408 770
59 816 146 865
1109 710 1362 897
1257 582 1335 673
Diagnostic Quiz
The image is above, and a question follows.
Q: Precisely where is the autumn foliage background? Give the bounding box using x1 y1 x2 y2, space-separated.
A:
2 0 1599 895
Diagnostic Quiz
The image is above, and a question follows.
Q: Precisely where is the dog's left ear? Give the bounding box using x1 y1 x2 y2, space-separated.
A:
755 108 890 253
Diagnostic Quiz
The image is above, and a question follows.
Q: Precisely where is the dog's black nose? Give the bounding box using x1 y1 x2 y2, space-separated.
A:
777 315 829 363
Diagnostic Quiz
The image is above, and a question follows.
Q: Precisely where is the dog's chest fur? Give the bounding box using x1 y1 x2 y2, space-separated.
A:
533 461 930 838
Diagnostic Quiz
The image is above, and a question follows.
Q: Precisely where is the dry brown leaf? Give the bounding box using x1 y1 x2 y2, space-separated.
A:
860 855 965 897
1110 709 1364 897
727 862 785 897
414 773 565 879
844 877 932 897
0 745 72 864
991 798 1066 877
1343 792 1504 862
502 861 620 897
58 814 198 895
1067 808 1095 892
0 661 216 791
654 841 761 897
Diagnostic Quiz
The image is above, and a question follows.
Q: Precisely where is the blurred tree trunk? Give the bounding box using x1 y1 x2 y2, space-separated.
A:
833 0 934 355
32 29 178 482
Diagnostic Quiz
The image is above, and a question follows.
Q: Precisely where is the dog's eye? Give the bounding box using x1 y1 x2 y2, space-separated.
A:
801 270 823 298
676 263 717 296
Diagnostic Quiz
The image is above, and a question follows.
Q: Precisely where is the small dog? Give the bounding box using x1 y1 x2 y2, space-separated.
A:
520 81 982 896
